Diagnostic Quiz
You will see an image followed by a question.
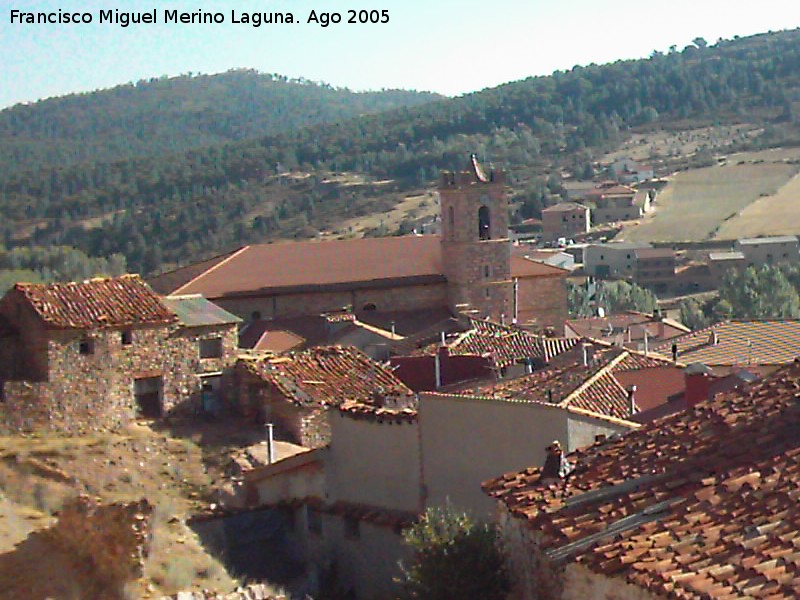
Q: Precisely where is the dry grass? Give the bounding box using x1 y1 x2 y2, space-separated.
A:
715 171 800 238
603 124 760 163
620 158 799 242
0 426 240 598
320 190 438 238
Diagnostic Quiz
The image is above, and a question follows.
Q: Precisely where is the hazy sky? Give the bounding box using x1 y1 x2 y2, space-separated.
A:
1 0 798 108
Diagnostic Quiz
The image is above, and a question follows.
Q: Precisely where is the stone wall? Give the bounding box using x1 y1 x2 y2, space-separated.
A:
0 319 238 433
516 275 568 331
213 282 448 321
561 564 658 600
159 585 285 600
47 496 153 594
497 508 562 600
234 367 328 448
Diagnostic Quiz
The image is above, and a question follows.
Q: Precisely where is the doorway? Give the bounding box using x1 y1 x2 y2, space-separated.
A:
134 376 163 418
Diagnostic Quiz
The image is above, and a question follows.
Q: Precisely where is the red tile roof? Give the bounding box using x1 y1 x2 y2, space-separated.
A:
8 275 176 329
484 361 800 599
238 346 413 408
654 320 800 367
452 344 681 421
565 312 689 344
169 236 444 297
152 236 568 299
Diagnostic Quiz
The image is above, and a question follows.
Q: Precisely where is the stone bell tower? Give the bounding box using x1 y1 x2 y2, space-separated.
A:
439 155 512 322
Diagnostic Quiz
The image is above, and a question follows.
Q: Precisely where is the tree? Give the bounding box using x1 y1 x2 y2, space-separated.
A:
400 504 509 600
693 37 708 49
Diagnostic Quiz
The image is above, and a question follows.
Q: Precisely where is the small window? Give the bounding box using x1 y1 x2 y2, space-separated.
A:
199 337 223 359
484 288 491 299
483 265 490 278
344 516 361 540
251 311 262 321
121 329 133 345
78 337 94 355
362 303 377 311
307 506 322 536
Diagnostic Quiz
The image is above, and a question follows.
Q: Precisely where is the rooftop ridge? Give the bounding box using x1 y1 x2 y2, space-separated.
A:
172 245 250 295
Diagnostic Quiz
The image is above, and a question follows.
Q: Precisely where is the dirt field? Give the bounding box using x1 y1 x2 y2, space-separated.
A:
620 151 800 242
715 170 800 238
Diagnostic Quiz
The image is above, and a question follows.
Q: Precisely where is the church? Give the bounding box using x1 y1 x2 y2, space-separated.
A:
150 156 568 331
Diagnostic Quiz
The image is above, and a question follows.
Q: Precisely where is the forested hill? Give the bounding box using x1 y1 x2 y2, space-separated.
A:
3 28 800 276
0 69 442 177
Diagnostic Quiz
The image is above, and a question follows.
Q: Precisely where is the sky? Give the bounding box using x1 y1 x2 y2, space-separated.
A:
1 0 799 108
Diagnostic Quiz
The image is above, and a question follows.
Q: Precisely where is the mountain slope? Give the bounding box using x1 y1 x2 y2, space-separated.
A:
0 69 441 177
3 29 800 275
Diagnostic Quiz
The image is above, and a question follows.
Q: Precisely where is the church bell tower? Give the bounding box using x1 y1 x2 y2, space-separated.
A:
439 155 512 321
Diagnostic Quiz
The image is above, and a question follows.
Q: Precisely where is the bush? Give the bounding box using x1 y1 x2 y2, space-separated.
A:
399 504 509 600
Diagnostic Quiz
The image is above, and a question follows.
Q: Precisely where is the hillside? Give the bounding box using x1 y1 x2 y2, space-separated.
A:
0 69 442 177
3 29 800 275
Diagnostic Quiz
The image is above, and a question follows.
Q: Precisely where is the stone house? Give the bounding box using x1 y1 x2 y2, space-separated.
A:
482 361 800 600
585 182 641 223
540 202 590 242
0 275 240 432
609 157 654 183
233 346 414 447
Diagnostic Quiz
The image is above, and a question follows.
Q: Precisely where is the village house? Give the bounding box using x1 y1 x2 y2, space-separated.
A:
707 250 746 284
564 311 690 353
240 340 702 597
583 241 652 278
482 360 800 600
233 345 414 447
0 275 240 432
150 156 569 331
540 202 591 242
733 234 800 266
609 157 654 183
633 247 676 294
585 182 643 224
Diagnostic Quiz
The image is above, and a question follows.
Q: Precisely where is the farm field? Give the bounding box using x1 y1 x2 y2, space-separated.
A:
715 171 800 239
620 148 800 242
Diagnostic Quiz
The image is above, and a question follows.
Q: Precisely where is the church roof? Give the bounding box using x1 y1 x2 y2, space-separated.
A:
158 235 444 298
151 235 565 298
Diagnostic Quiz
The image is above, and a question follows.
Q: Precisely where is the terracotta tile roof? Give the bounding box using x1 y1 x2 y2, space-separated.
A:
8 275 176 329
147 249 241 295
423 318 579 369
654 320 800 367
251 330 306 354
542 202 589 213
483 361 800 599
452 345 681 421
238 346 413 408
168 236 444 297
565 312 689 344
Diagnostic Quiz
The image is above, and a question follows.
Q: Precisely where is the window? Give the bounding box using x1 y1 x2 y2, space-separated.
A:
483 265 490 278
121 329 133 345
448 205 455 235
78 336 94 355
199 337 223 359
251 311 262 320
307 506 322 536
484 288 491 299
362 303 377 311
478 206 491 240
344 516 361 540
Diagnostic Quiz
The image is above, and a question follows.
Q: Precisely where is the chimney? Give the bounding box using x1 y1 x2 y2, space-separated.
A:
581 343 594 367
657 317 666 340
684 362 713 408
627 385 637 416
541 440 574 479
671 342 678 362
708 329 718 346
433 346 450 390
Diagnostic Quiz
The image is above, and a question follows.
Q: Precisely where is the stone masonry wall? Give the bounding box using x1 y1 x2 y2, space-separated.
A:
46 496 153 593
0 321 238 433
213 282 448 321
516 276 568 331
497 507 563 600
562 564 658 600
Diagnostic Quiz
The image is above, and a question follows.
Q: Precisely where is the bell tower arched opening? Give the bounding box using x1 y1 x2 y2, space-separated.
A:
478 205 491 240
